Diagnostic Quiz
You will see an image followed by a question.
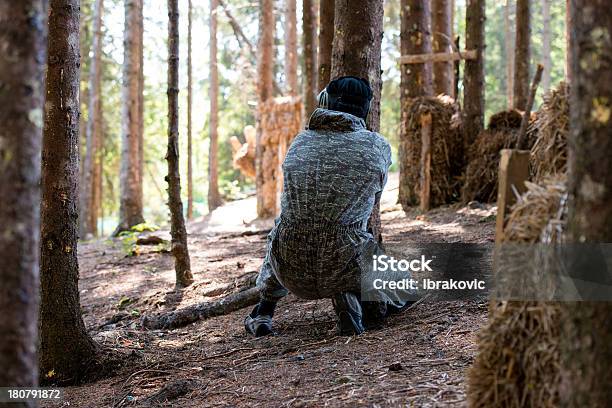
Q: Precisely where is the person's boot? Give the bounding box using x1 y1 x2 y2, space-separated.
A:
244 300 276 337
332 292 365 336
361 301 387 330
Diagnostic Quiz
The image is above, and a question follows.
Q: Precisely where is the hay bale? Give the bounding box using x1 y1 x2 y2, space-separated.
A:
468 175 567 408
461 110 537 203
530 82 569 182
401 95 463 207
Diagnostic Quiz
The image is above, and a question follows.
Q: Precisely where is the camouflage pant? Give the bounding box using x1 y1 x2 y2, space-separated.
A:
257 216 382 302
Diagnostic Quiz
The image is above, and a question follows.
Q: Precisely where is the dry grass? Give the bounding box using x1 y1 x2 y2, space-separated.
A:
530 82 570 182
468 175 568 408
401 95 464 207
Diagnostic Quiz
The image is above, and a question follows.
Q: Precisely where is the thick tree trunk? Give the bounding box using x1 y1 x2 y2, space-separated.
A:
513 0 530 110
115 0 145 235
504 0 514 108
285 0 298 95
398 0 433 208
541 0 551 92
331 0 384 242
463 0 485 144
0 0 46 394
318 0 334 88
167 0 194 287
187 0 194 219
208 0 222 212
256 0 275 218
80 0 104 238
302 0 317 117
432 0 454 96
40 0 98 384
561 1 612 406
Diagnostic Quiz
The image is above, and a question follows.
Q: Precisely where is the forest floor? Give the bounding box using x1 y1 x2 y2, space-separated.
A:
42 174 496 407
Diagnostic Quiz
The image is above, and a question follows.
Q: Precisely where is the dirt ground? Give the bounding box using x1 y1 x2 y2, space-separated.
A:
42 174 495 407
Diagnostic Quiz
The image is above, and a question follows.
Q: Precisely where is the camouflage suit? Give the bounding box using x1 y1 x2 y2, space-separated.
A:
256 108 391 301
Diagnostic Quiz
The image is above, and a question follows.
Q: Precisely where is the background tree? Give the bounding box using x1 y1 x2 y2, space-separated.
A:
561 0 612 405
432 0 454 96
331 0 384 242
40 0 98 383
187 0 194 218
463 0 485 143
302 0 317 117
513 0 530 109
318 0 334 88
167 0 194 287
0 0 47 391
80 0 104 237
398 0 433 208
116 0 145 234
285 0 298 95
256 0 274 218
541 0 551 92
504 0 515 108
208 0 222 211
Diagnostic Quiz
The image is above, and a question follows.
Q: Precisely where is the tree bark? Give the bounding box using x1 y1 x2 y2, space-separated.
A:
331 0 384 243
80 0 104 238
432 0 454 96
564 0 572 83
0 0 47 394
208 0 222 212
187 0 194 219
513 0 530 109
318 0 334 88
561 1 612 406
167 0 194 287
398 0 433 208
504 0 514 108
256 0 275 218
463 0 486 144
302 0 317 117
285 0 298 95
541 0 551 92
40 0 98 384
115 0 145 235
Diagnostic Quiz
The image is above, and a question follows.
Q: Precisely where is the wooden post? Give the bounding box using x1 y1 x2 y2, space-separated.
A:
399 49 477 65
420 113 433 212
494 149 530 244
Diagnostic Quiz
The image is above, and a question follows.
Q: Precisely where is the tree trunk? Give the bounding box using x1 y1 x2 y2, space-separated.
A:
187 0 194 219
463 0 485 143
208 0 222 212
0 0 46 393
318 0 334 88
561 1 612 406
115 0 145 235
285 0 298 95
513 0 530 110
167 0 194 288
398 0 433 208
504 0 514 108
564 0 572 83
432 0 454 96
80 0 104 238
541 0 551 92
331 0 384 242
302 0 317 117
256 0 275 218
40 0 98 384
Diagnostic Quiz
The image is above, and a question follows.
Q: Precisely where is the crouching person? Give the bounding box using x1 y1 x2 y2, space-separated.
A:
245 76 410 337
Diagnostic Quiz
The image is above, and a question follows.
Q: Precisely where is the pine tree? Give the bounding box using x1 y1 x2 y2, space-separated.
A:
285 0 298 95
513 0 530 109
187 0 194 218
302 0 317 116
40 0 98 383
432 0 454 96
208 0 223 211
318 0 334 88
463 0 485 143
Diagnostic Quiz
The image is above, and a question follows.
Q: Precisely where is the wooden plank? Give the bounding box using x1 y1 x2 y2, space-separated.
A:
495 149 530 244
419 113 433 212
399 49 478 65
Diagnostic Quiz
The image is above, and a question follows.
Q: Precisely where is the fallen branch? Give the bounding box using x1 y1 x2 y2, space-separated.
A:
516 64 544 149
141 287 259 330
